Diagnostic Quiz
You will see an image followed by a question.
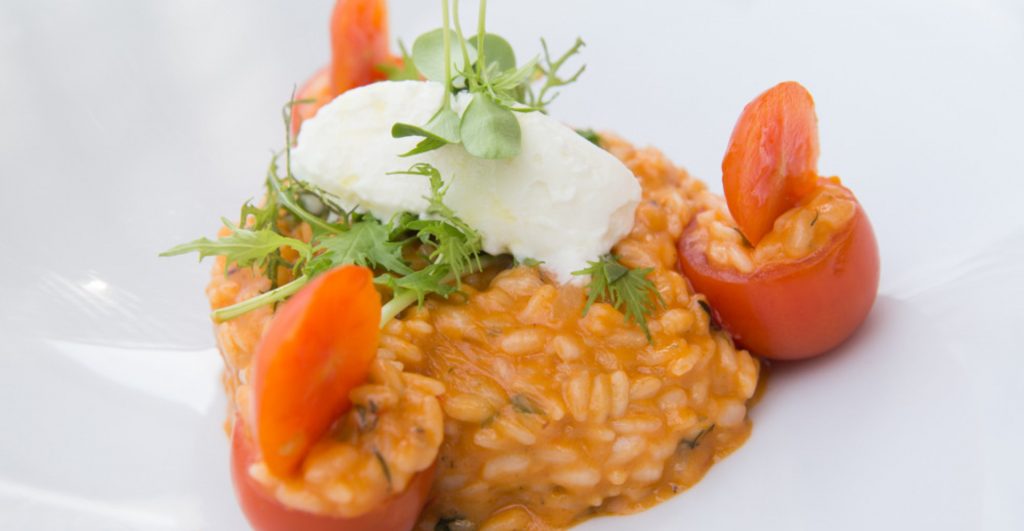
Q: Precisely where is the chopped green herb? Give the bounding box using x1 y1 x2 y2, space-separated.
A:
810 210 820 226
697 299 721 331
373 448 392 490
511 394 543 415
572 255 665 340
435 515 471 531
355 401 379 432
679 424 715 450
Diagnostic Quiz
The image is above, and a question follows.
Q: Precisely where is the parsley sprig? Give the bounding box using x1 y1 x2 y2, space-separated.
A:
161 99 484 325
572 255 665 340
390 0 586 159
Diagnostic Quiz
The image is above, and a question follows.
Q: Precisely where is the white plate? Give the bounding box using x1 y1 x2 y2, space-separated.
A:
3 0 1023 529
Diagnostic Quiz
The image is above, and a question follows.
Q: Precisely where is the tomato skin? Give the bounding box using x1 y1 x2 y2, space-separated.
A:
291 0 395 137
252 265 380 477
230 414 435 531
291 66 333 138
678 188 879 360
722 81 820 245
329 0 391 95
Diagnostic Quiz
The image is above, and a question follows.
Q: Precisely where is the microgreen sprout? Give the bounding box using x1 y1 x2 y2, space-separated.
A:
391 0 587 159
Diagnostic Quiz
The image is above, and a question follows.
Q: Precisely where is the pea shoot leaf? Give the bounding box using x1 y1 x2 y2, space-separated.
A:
393 107 462 157
460 93 521 159
395 4 588 161
412 28 475 82
469 33 516 72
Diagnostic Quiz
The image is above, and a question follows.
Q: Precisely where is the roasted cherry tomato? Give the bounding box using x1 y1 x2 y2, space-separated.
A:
679 82 879 360
252 265 380 477
231 413 436 531
291 0 395 136
722 81 820 245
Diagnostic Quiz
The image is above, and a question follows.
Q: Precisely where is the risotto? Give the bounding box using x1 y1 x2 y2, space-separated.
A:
162 1 879 528
207 134 760 529
693 179 859 274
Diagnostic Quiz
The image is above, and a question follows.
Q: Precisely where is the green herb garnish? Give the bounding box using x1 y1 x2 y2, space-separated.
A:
391 0 586 159
378 40 421 81
161 98 485 326
697 299 721 331
435 515 471 531
679 424 716 450
373 448 392 490
572 255 665 340
510 394 543 415
576 128 601 146
161 218 311 274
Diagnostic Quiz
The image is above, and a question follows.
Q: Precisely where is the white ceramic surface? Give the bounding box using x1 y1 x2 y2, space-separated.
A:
2 0 1022 529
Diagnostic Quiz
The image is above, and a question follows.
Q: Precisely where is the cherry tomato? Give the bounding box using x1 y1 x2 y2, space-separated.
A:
230 414 436 531
679 82 879 360
329 0 392 94
252 265 380 477
722 81 820 245
291 0 394 136
679 180 879 360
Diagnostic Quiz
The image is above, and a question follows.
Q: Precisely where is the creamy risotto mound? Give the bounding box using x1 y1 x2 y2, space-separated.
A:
208 134 760 530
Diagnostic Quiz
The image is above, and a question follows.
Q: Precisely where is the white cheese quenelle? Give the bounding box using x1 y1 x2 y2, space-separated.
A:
291 80 640 283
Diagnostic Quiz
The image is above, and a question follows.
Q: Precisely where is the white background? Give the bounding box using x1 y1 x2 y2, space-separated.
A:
1 0 1022 529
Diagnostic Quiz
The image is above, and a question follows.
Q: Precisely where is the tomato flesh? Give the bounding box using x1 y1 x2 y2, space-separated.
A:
252 265 380 477
679 184 879 359
722 81 820 245
230 414 435 531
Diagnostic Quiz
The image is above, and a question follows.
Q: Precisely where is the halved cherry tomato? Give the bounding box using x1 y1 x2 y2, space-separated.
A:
231 413 436 531
291 0 395 136
679 180 879 359
679 83 879 360
252 265 380 477
722 81 820 245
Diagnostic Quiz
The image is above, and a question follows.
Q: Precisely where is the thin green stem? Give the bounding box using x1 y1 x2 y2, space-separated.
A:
212 275 309 321
379 289 420 328
452 0 473 90
476 0 487 81
266 162 339 234
441 0 452 109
